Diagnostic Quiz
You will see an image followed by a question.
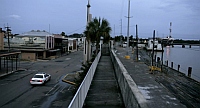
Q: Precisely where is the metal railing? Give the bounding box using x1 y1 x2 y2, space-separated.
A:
68 52 101 108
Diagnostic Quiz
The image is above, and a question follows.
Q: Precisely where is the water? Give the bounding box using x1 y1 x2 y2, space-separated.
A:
154 45 200 81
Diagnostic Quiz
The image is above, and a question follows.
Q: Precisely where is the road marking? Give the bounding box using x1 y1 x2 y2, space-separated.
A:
46 84 62 96
59 86 66 93
65 58 71 60
46 84 59 95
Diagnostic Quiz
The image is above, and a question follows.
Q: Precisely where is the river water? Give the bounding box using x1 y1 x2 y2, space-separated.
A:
154 45 200 81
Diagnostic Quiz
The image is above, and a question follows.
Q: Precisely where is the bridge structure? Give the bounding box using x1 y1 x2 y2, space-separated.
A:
170 43 200 48
171 43 200 46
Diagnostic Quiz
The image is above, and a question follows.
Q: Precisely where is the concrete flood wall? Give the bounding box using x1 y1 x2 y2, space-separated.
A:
110 50 149 108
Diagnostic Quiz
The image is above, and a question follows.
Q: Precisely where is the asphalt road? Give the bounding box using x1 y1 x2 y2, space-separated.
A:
0 50 83 108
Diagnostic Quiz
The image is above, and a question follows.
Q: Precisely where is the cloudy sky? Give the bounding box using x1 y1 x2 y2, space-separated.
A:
0 0 200 39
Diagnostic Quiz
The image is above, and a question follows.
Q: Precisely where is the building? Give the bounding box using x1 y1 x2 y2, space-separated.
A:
0 28 4 50
5 30 56 60
54 34 68 54
67 38 78 52
3 30 82 61
67 33 84 47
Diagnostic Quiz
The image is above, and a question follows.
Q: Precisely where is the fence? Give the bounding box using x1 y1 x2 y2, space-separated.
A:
68 52 101 108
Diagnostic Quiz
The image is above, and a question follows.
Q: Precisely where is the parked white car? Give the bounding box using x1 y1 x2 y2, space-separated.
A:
30 72 51 85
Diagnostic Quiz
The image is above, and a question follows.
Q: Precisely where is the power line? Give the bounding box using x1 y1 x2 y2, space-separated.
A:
67 26 86 34
119 0 125 18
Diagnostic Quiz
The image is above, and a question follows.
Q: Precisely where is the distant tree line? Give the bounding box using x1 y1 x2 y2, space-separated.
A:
173 39 200 44
60 32 83 38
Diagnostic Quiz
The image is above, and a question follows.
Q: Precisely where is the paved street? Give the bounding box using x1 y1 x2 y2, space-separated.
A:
0 50 83 108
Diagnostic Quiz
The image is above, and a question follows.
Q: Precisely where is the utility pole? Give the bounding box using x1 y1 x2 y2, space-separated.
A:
120 19 123 45
136 24 138 61
114 24 115 37
152 30 155 67
49 24 50 33
5 24 11 51
126 0 131 56
161 39 163 72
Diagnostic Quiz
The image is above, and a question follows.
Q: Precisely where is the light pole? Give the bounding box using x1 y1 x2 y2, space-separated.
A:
83 0 91 64
87 0 91 24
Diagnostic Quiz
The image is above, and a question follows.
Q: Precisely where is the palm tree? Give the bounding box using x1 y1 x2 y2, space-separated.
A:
84 17 111 56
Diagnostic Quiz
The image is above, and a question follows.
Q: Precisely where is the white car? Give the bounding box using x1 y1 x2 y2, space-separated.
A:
30 72 51 85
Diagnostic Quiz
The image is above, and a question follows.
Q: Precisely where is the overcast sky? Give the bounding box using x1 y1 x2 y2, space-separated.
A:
0 0 200 39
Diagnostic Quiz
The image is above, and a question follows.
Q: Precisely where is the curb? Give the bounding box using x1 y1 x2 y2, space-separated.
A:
0 69 27 78
62 74 77 85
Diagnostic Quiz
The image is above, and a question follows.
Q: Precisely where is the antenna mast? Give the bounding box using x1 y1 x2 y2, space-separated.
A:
120 19 122 44
169 22 172 38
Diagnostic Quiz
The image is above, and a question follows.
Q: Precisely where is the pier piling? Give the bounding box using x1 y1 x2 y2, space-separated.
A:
188 67 192 78
166 60 168 66
157 57 160 62
178 65 180 71
171 62 173 68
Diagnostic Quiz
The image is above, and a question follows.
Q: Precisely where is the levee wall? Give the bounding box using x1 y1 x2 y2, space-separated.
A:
110 50 149 108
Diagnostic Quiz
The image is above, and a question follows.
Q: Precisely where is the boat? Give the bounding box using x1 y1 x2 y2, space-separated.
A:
162 36 174 46
146 38 163 51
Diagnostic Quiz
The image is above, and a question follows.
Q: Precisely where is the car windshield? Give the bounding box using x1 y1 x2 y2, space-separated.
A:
33 75 43 78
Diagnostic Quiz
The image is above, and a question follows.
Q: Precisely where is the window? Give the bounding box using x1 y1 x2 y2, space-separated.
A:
34 75 43 78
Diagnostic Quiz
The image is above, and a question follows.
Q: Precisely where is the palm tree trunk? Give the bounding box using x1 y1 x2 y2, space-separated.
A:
87 40 91 61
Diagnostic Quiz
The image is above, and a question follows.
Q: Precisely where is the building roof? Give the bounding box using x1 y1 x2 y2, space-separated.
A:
53 34 63 38
17 30 53 37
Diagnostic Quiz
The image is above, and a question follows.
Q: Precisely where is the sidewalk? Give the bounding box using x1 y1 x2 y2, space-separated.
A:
0 65 27 78
116 47 187 108
84 56 125 108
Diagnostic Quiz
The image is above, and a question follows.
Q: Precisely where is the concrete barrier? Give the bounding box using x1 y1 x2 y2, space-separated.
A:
110 50 149 108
